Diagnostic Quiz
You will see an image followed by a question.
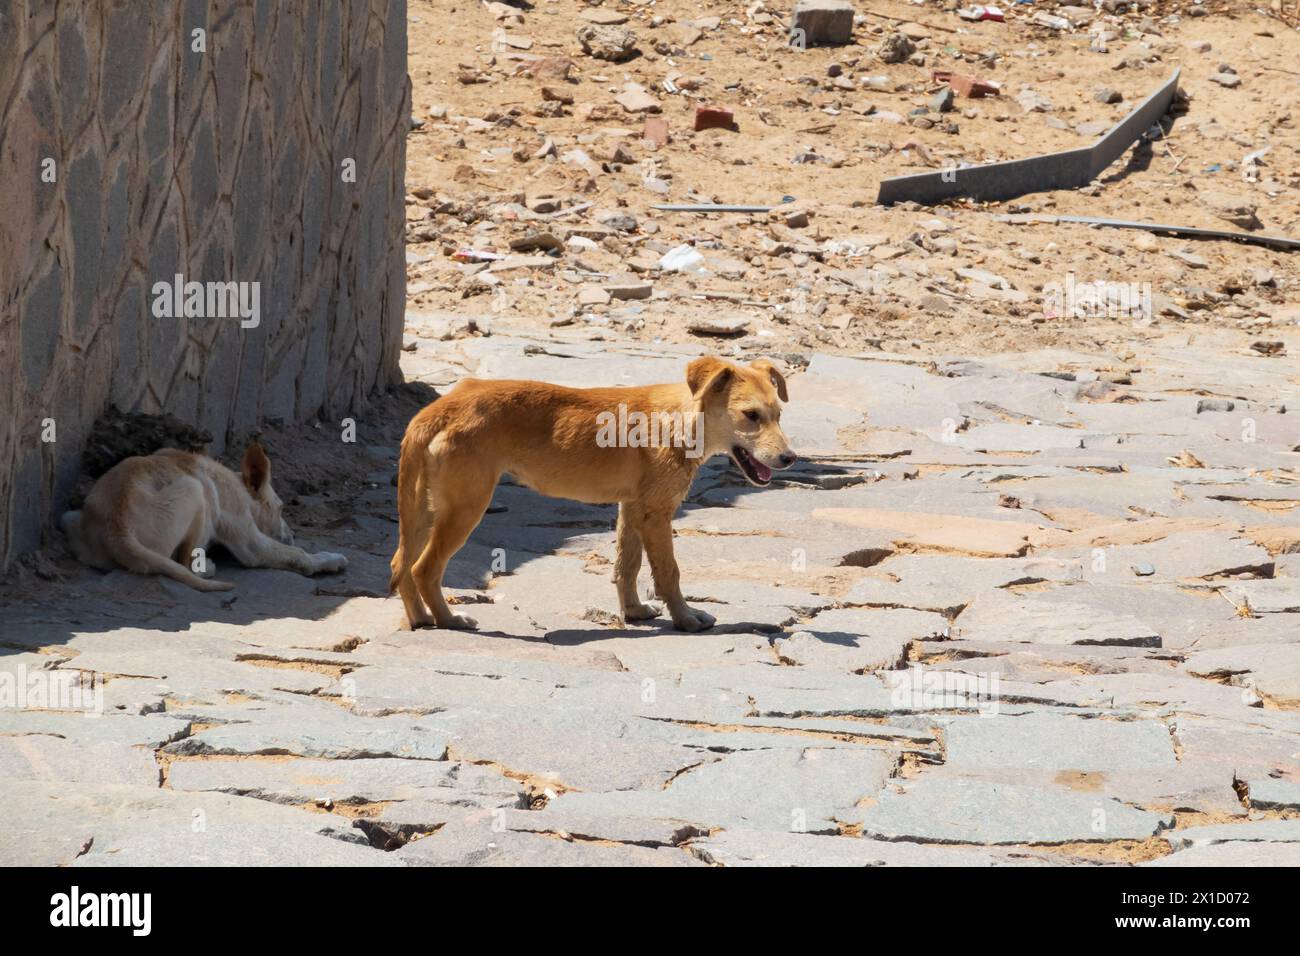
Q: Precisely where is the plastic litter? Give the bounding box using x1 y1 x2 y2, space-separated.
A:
658 244 707 273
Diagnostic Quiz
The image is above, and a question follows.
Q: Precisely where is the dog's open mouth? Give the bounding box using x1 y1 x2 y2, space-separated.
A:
731 445 773 486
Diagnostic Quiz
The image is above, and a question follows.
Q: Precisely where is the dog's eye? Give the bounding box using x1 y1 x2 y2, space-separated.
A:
744 410 760 423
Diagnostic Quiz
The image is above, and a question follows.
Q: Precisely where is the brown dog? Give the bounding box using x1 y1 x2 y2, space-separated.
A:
390 356 796 632
62 443 347 591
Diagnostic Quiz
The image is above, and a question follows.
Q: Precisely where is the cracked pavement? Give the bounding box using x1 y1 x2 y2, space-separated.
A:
3 324 1299 866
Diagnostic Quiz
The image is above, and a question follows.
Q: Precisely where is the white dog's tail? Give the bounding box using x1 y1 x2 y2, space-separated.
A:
108 531 235 592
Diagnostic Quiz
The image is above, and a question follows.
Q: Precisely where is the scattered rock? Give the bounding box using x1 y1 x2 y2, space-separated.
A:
790 0 856 47
688 317 751 336
876 33 916 65
577 24 639 63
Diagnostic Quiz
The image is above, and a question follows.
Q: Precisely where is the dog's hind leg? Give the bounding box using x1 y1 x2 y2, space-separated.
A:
173 501 217 578
391 493 435 629
615 502 660 623
110 532 235 592
412 464 495 630
391 437 436 628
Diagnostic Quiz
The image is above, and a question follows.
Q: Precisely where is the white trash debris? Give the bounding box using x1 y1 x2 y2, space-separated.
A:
658 244 707 273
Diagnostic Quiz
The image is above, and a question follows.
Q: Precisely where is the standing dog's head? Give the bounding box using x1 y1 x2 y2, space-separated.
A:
688 356 797 486
241 442 295 545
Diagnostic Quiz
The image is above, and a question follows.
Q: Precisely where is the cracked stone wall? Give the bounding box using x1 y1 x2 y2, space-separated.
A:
0 0 409 570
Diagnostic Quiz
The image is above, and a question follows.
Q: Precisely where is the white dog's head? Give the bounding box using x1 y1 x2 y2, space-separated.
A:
241 442 294 545
687 356 797 486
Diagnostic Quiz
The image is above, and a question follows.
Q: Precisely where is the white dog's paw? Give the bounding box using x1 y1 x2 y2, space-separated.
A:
312 552 348 575
671 607 716 633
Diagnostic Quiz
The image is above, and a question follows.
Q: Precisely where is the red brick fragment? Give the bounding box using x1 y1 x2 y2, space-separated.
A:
694 105 737 132
643 116 670 148
931 70 999 98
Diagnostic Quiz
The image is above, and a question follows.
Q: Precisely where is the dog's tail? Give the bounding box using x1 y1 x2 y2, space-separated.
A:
108 531 235 592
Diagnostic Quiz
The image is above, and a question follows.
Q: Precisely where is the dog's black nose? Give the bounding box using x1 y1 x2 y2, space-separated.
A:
779 451 797 468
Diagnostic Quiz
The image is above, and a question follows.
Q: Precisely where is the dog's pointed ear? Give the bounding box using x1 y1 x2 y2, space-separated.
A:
750 358 789 402
241 442 271 493
687 356 733 402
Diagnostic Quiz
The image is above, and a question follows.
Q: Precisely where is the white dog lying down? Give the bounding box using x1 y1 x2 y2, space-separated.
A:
61 443 346 592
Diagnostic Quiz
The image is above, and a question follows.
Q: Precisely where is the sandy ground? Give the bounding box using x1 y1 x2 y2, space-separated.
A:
401 0 1299 359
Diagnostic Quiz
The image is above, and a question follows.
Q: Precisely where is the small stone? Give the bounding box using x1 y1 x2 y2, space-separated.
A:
605 282 653 300
1201 191 1260 230
1169 249 1208 269
1209 72 1241 89
1094 87 1123 104
688 317 751 336
577 25 639 63
1196 399 1235 413
876 33 915 65
1251 340 1286 357
509 231 563 253
615 85 660 114
1017 88 1052 113
930 87 955 113
579 9 629 26
790 0 856 47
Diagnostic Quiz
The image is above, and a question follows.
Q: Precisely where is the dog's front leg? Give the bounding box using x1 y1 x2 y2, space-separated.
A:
222 528 347 577
615 502 660 623
640 509 714 632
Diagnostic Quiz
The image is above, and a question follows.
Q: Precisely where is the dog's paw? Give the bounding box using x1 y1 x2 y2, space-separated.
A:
671 607 716 632
622 601 662 623
436 613 479 631
312 552 348 574
197 578 236 593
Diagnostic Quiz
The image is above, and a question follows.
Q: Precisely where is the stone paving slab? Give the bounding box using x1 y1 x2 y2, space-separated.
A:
2 332 1297 865
1243 775 1300 811
166 756 525 808
847 778 1176 845
686 830 1069 867
1 782 396 867
943 712 1176 772
548 748 898 834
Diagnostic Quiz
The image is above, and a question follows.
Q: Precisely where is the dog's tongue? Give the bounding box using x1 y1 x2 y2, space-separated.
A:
753 459 772 482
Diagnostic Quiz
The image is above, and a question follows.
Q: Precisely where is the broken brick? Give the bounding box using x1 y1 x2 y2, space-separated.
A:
932 70 1000 99
694 105 737 132
643 116 670 149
